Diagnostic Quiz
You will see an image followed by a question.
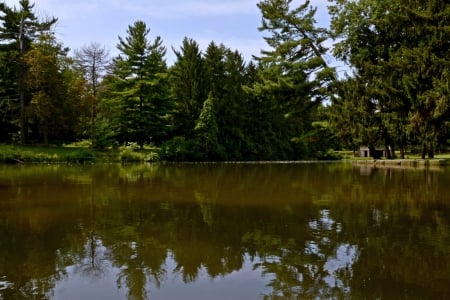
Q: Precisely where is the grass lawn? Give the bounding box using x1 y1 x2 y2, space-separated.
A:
339 150 450 160
2 145 449 164
0 144 159 163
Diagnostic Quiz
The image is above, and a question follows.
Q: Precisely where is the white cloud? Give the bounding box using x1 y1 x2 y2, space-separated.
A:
1 0 332 64
98 0 259 21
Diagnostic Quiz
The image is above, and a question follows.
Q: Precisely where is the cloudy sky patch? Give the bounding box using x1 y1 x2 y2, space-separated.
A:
2 0 331 64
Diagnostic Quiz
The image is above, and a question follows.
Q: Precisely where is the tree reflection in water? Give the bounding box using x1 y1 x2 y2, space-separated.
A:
0 163 449 299
247 209 358 299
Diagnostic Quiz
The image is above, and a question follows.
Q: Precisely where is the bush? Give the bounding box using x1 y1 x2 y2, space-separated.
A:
120 149 144 162
316 149 343 161
159 137 203 161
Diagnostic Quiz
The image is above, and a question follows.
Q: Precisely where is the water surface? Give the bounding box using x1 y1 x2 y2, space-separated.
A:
0 163 449 299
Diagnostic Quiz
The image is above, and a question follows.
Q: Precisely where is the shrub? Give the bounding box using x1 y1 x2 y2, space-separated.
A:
316 149 343 161
159 137 203 161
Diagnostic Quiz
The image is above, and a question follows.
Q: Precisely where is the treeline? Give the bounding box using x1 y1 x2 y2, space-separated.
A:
1 0 450 161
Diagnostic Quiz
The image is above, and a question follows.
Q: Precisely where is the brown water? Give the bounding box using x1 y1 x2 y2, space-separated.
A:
0 162 449 299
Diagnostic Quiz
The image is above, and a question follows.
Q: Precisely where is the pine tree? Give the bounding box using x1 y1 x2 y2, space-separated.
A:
111 20 172 148
249 0 335 159
170 37 206 137
329 0 450 158
0 0 57 144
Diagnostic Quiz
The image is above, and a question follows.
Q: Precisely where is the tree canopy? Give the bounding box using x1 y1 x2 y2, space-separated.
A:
1 0 450 160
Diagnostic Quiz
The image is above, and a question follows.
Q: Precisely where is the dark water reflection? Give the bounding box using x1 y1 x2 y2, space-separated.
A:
0 163 449 299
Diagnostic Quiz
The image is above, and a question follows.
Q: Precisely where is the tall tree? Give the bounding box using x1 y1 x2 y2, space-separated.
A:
329 76 380 154
0 42 19 142
0 0 57 144
170 37 206 137
74 42 110 147
249 0 335 159
110 21 172 148
203 42 227 99
216 48 248 160
329 0 450 158
201 42 227 158
25 33 88 144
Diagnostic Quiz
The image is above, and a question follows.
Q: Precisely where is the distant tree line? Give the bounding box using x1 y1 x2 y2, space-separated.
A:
1 0 449 160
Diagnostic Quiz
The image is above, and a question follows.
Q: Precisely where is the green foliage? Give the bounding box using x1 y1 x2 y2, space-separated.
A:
25 34 87 145
120 149 145 162
194 93 220 160
170 37 207 137
159 137 202 161
329 0 450 158
91 117 117 149
4 1 450 161
315 149 342 161
74 42 110 147
245 0 337 160
110 20 172 148
0 0 58 144
0 144 96 163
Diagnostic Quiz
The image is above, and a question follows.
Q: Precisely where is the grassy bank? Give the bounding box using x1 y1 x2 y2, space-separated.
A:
2 145 449 164
339 150 450 160
0 144 159 163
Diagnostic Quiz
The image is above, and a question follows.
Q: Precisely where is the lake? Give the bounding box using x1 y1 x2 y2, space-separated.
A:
0 162 449 299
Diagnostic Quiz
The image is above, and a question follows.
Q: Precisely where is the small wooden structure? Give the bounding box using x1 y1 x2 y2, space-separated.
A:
359 146 386 158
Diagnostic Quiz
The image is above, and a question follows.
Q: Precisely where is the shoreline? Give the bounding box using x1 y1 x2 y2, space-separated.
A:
352 158 450 169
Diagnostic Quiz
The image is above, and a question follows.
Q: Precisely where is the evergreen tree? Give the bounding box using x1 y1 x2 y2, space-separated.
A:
170 37 206 137
249 0 335 159
216 49 248 160
329 76 380 154
329 0 450 158
0 0 57 144
0 42 19 142
111 20 172 148
203 42 227 99
194 92 219 160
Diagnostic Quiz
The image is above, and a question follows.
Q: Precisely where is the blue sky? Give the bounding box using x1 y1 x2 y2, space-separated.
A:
3 0 332 65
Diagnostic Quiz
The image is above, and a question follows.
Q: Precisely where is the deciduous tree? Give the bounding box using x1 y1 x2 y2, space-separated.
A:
74 42 110 147
25 34 87 144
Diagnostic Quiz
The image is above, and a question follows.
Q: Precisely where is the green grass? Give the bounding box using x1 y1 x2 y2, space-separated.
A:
2 144 449 164
0 144 160 163
338 150 450 160
0 145 96 163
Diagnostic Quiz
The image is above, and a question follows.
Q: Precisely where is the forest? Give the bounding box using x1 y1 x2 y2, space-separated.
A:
0 0 449 161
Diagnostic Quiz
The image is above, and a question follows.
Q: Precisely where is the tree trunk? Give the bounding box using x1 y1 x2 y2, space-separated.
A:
384 145 392 159
19 89 27 145
19 15 27 145
428 143 434 159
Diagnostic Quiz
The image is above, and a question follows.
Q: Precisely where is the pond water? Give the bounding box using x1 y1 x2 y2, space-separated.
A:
0 162 449 299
